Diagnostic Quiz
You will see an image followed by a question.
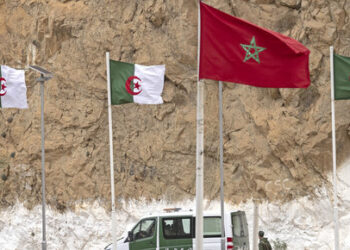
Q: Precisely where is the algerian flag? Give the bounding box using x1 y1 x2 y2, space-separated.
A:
0 65 28 108
109 60 165 105
334 53 350 100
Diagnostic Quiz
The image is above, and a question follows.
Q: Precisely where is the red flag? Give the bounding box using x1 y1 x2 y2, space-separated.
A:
199 2 310 88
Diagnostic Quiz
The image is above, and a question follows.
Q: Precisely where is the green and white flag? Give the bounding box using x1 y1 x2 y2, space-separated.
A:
0 65 28 108
109 60 165 105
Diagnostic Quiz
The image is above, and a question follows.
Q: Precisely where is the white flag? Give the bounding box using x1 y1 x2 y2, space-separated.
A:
0 65 28 109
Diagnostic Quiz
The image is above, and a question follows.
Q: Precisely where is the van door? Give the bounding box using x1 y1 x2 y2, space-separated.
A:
129 217 157 250
231 211 249 250
203 216 222 250
159 216 193 250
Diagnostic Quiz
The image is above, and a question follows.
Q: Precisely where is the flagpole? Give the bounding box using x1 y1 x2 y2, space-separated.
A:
196 0 204 250
39 75 47 250
330 46 339 250
219 81 225 250
28 66 53 250
252 201 259 250
106 52 117 250
28 66 52 250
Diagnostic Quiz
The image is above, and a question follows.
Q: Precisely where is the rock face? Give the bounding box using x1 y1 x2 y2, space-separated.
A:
1 0 350 210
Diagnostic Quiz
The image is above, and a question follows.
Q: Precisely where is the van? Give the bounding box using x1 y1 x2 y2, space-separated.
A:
105 209 249 250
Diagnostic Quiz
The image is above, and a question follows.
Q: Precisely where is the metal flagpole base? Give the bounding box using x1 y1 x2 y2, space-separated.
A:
333 205 339 249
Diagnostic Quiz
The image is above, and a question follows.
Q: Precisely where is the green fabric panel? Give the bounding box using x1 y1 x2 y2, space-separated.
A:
110 60 134 105
334 54 350 100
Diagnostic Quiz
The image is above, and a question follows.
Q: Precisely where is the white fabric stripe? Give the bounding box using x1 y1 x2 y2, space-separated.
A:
133 64 165 104
0 65 28 109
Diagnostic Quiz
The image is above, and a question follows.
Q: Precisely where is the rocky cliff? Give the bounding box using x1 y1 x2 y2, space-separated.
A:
1 0 350 210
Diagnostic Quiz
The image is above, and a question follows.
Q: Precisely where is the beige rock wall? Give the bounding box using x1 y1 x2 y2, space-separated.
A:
1 0 350 210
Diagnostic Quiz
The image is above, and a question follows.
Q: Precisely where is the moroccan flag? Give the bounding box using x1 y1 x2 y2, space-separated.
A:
109 60 165 105
0 65 28 108
199 2 310 88
334 53 350 100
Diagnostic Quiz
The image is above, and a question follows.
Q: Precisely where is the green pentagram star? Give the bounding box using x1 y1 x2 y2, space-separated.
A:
240 36 266 64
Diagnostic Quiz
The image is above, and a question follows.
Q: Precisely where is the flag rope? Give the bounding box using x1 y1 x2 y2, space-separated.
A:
219 81 225 250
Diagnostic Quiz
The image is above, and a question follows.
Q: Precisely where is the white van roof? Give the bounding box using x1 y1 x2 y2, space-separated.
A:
138 209 233 220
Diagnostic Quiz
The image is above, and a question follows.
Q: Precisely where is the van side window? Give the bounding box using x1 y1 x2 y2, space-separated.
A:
204 217 221 237
232 214 246 237
162 217 193 239
131 218 156 241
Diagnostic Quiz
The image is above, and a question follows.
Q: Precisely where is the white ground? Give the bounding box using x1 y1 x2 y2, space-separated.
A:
1 161 350 250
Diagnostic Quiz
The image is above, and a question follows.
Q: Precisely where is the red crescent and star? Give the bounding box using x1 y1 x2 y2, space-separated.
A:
0 77 7 96
125 76 142 95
